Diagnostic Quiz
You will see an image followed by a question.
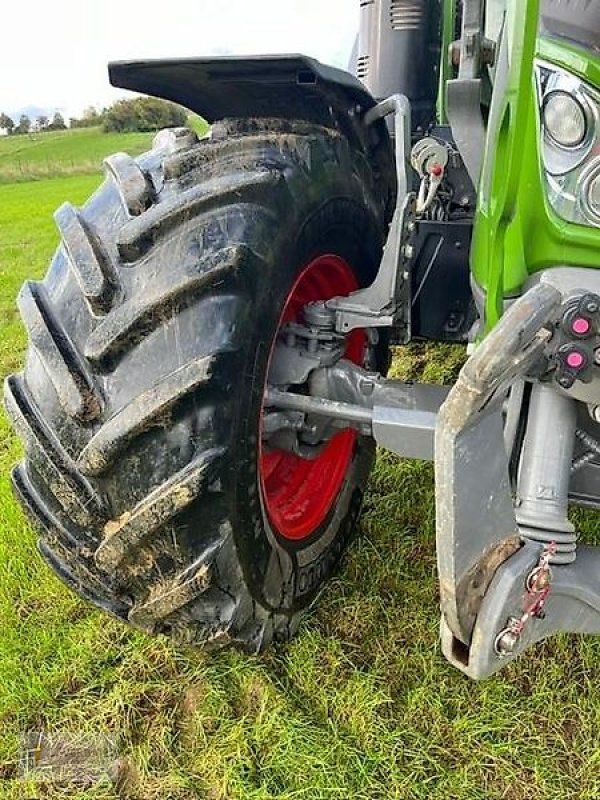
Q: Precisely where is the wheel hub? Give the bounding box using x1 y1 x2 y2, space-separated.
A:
259 254 365 542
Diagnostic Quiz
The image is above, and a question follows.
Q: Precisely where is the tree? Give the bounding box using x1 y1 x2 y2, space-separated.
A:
103 97 187 133
0 113 14 134
47 112 66 131
36 115 49 131
70 106 104 129
15 114 31 135
83 106 102 126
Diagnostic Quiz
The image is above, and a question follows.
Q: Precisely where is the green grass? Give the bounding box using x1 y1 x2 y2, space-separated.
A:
1 169 600 799
0 128 153 184
0 116 208 184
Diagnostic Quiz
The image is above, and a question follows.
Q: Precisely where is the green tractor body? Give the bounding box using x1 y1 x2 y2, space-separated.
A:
472 2 600 329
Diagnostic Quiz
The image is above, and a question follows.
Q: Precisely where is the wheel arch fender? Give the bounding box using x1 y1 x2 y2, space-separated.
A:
108 54 397 215
109 54 377 125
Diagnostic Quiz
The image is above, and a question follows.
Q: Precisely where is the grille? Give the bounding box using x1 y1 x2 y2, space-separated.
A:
357 55 370 81
390 0 424 31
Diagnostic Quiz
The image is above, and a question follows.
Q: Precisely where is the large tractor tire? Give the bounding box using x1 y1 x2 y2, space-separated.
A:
5 119 390 651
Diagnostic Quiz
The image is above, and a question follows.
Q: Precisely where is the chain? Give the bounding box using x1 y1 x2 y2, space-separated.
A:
494 541 557 656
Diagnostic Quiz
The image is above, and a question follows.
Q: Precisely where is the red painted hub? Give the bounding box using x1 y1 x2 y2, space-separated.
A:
259 254 365 541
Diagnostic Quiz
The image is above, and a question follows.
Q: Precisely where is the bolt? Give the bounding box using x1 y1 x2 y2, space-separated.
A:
590 405 600 424
446 313 460 331
494 619 521 656
402 244 415 261
449 41 460 66
595 348 600 366
361 380 375 396
481 38 497 67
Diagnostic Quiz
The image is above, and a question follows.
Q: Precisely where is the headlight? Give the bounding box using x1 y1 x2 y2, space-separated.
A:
582 164 600 222
536 60 600 228
543 91 587 148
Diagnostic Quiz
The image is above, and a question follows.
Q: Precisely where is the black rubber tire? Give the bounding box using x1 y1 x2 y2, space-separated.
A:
5 119 389 651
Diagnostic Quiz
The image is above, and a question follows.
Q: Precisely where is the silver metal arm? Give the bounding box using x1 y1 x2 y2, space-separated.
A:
310 95 416 338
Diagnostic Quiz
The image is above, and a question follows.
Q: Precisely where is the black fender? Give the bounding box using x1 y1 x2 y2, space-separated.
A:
108 55 397 215
109 54 377 126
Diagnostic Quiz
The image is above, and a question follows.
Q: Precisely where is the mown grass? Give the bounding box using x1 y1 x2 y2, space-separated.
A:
0 116 208 184
0 148 599 798
0 129 153 184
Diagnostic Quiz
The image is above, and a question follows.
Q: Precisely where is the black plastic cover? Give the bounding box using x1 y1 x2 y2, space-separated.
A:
411 219 476 342
109 55 378 125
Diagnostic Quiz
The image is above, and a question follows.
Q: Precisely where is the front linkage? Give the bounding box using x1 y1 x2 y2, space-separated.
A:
265 89 600 679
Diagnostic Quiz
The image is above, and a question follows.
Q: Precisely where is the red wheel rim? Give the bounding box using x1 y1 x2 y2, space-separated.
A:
259 254 365 541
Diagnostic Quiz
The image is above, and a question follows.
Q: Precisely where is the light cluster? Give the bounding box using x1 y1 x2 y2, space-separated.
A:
537 61 600 227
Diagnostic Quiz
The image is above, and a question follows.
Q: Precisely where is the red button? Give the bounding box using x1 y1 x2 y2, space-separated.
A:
566 351 585 369
572 317 591 335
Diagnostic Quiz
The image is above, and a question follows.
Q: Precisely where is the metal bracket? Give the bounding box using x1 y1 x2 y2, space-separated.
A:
267 322 345 388
264 359 448 461
430 277 600 679
305 95 416 340
442 543 600 680
435 281 562 648
446 0 489 186
324 193 415 337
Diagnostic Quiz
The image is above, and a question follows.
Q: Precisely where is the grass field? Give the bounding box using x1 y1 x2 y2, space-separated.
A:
0 117 207 184
0 129 600 799
0 129 153 184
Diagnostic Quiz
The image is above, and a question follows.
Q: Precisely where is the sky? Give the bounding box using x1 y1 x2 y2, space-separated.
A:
2 0 359 119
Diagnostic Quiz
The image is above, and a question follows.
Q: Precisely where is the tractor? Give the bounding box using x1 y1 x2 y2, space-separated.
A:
6 0 600 679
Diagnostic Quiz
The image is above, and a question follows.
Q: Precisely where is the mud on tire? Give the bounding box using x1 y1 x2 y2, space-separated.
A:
5 119 390 651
